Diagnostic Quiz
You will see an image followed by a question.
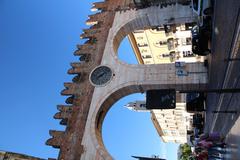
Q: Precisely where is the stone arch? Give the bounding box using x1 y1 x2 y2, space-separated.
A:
111 4 197 63
88 82 164 159
94 84 144 145
80 5 202 160
82 61 207 159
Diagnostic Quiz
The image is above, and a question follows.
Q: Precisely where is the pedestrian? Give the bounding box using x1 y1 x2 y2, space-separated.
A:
208 132 224 142
197 140 213 149
200 133 209 140
196 150 208 160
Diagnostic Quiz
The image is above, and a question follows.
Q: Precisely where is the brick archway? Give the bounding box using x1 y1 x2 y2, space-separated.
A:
80 4 202 160
111 4 197 61
83 62 207 159
46 2 204 160
72 5 202 160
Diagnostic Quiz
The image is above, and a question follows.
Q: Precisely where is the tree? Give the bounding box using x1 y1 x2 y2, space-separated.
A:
178 143 193 160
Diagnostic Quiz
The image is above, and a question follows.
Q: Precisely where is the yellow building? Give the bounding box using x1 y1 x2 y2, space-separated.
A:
125 95 193 144
150 95 193 143
128 24 204 65
127 24 198 144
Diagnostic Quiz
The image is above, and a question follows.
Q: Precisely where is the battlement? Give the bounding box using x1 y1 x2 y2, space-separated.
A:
46 130 65 149
0 151 43 160
46 1 199 159
91 1 108 11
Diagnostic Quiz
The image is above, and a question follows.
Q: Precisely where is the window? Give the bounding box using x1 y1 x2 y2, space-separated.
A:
167 39 175 50
180 131 186 136
137 43 148 47
183 51 194 57
171 131 177 136
151 26 164 31
162 53 170 57
163 130 169 135
133 30 144 33
159 41 167 45
175 113 182 117
141 49 148 53
154 41 167 48
142 55 152 59
136 36 144 40
144 61 152 64
186 37 192 45
179 25 186 31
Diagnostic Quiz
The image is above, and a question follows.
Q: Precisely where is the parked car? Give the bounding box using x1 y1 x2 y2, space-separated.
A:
192 0 213 16
191 0 213 26
186 92 205 112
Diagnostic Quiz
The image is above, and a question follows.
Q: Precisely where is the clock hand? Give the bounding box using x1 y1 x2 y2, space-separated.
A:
97 72 105 78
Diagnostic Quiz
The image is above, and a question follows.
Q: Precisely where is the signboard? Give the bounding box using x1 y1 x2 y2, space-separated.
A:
186 93 204 112
146 89 176 109
176 69 188 76
175 61 186 67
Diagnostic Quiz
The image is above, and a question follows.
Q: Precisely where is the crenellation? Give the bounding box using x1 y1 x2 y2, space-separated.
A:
91 1 108 12
46 130 65 149
60 82 77 96
106 0 134 11
46 1 205 159
54 111 71 120
82 28 101 34
88 12 108 21
0 151 43 160
70 62 86 68
80 29 101 39
89 23 103 29
86 12 108 26
67 67 82 75
47 0 119 158
54 105 72 125
71 73 87 83
74 45 96 56
72 74 81 83
59 119 68 126
69 62 91 72
77 43 96 50
86 12 107 26
79 54 91 62
57 105 73 112
65 95 74 104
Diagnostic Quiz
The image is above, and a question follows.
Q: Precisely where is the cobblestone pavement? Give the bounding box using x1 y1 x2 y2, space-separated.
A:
205 0 240 135
223 116 240 159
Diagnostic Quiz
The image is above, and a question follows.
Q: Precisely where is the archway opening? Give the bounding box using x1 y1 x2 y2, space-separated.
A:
116 23 207 65
94 5 207 159
118 37 138 64
101 93 174 159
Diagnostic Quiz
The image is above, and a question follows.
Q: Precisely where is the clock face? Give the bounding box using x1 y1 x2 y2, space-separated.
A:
90 66 113 86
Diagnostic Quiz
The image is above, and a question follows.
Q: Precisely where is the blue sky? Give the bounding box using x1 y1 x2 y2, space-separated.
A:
0 1 178 159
